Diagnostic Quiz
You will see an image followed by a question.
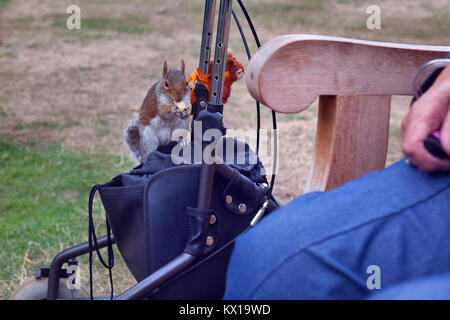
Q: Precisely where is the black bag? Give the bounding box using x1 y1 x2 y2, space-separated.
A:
90 138 268 299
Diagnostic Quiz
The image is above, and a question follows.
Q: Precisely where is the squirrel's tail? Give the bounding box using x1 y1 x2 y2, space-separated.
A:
123 118 141 163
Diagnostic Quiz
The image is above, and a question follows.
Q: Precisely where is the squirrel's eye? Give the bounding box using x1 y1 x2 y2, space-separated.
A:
164 81 169 89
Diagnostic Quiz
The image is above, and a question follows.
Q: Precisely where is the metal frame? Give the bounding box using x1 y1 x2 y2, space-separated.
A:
46 235 115 300
209 0 233 105
199 0 216 75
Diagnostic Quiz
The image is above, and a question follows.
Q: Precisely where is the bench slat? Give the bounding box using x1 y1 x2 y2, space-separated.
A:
305 95 391 192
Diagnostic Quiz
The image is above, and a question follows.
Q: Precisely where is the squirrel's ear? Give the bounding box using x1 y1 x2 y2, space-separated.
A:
162 61 168 77
180 59 185 74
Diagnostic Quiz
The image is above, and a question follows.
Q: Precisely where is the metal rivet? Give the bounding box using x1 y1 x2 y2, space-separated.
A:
206 236 214 246
238 203 247 213
226 195 233 204
209 215 216 224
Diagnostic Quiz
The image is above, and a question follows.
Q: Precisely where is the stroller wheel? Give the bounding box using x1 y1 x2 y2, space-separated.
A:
10 278 89 300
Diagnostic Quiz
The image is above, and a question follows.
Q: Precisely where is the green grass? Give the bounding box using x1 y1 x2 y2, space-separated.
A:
239 111 253 120
59 31 108 43
381 14 450 40
143 73 160 80
0 0 11 12
1 52 16 58
0 141 134 298
49 13 152 43
13 120 81 131
82 16 150 34
52 15 152 35
236 0 340 32
284 114 311 121
0 106 7 118
94 118 110 136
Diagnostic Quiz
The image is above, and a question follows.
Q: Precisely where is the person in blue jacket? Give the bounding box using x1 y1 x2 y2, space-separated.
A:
224 55 450 300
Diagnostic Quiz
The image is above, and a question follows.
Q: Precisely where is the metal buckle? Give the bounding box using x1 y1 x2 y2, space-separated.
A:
250 200 270 227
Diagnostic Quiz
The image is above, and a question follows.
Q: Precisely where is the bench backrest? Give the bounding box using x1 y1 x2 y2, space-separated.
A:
246 35 450 192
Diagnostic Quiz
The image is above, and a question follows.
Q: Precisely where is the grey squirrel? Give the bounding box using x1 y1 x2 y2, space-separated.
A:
124 60 191 163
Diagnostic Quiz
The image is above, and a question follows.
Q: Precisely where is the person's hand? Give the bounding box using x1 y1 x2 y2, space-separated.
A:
401 67 450 172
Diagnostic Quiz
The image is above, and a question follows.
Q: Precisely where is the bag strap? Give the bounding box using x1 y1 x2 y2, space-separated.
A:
88 184 115 300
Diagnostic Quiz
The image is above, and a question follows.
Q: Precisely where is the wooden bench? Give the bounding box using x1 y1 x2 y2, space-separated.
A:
246 35 450 192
